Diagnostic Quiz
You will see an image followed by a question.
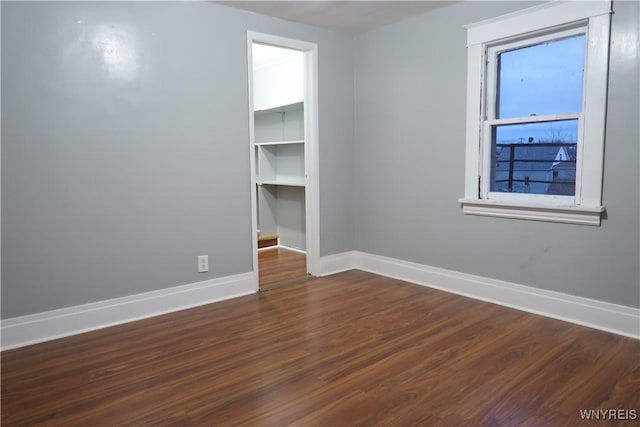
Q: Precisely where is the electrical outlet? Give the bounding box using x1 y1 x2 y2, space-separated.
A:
198 255 209 273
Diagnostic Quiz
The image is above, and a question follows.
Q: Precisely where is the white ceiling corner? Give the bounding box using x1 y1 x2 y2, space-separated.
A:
215 1 457 34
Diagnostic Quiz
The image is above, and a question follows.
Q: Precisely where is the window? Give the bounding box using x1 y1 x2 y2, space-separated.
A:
460 1 612 225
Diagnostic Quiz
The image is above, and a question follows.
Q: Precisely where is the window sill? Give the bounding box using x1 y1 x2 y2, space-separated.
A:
459 199 604 226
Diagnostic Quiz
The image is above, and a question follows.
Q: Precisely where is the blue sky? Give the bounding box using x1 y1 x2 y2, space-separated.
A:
495 34 585 143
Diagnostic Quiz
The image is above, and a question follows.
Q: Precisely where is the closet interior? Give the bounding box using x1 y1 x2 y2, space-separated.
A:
252 43 308 287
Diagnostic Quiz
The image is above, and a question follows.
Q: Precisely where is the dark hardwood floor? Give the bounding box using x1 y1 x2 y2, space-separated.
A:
2 270 639 426
258 247 308 289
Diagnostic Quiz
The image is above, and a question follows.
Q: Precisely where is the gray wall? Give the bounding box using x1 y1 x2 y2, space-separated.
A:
4 0 638 319
354 1 639 308
1 1 355 318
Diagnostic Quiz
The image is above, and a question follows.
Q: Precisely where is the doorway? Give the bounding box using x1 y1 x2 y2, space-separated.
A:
247 32 319 291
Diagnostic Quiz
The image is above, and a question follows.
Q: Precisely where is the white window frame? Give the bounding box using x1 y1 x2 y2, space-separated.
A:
460 1 612 226
484 25 585 206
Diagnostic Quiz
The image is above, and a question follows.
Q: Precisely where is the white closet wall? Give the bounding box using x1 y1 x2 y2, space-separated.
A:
253 53 304 111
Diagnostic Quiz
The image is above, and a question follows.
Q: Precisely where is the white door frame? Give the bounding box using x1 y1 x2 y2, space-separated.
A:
246 31 320 290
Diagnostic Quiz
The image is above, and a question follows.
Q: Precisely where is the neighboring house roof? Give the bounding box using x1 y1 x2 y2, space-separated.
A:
552 147 571 167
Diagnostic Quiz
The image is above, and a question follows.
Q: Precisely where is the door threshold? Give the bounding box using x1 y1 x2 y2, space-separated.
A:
259 275 314 292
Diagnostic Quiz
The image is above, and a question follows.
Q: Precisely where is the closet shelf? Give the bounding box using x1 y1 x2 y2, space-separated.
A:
258 178 306 187
255 140 304 146
255 101 303 115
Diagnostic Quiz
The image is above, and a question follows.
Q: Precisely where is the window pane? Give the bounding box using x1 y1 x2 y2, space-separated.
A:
497 34 585 119
491 120 577 196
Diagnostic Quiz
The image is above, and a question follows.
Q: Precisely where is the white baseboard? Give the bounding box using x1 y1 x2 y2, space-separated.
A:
319 251 358 276
319 251 640 339
278 245 307 254
5 251 637 350
1 272 257 351
257 245 306 254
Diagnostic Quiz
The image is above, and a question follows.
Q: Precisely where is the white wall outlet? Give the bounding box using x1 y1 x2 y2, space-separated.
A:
198 255 209 273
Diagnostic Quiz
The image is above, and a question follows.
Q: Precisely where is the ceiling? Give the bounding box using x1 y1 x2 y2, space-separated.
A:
216 1 456 34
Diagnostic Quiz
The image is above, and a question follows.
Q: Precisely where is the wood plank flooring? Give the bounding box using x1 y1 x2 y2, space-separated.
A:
258 247 308 289
2 270 639 426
